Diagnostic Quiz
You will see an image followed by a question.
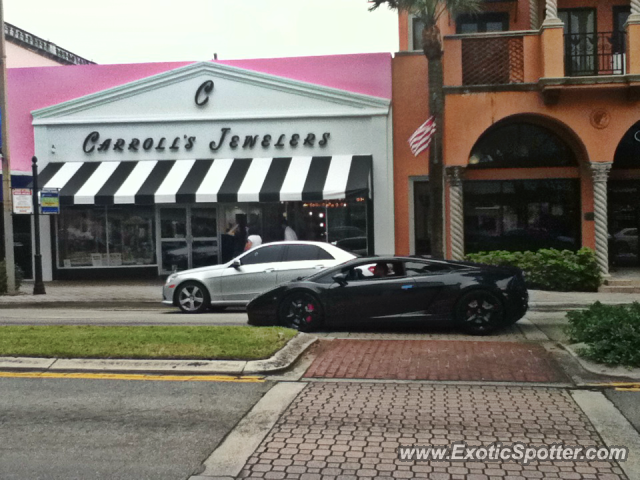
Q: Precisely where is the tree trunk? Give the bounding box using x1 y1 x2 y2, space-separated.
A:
424 28 446 259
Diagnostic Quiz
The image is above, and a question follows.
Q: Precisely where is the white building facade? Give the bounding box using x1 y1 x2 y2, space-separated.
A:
31 62 394 279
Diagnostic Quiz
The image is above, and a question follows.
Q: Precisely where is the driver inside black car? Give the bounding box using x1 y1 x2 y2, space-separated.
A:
372 262 389 278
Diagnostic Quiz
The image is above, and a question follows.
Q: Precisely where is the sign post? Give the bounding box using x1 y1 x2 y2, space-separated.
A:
31 156 45 295
12 188 32 214
40 189 60 215
0 0 16 293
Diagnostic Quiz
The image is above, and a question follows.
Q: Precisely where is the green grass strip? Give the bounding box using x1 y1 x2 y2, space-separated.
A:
0 326 297 360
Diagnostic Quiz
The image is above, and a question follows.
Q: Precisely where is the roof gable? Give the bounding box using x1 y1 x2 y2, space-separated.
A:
32 61 390 125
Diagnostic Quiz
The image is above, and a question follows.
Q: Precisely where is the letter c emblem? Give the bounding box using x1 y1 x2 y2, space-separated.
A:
195 80 214 107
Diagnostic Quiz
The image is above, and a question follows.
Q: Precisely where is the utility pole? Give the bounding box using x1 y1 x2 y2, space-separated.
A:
0 0 15 294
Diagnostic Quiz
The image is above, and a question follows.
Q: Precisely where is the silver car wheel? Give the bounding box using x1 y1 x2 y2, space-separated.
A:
177 283 209 313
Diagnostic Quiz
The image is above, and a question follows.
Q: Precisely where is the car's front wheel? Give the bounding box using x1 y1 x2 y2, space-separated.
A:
279 292 323 332
176 281 210 314
455 289 505 335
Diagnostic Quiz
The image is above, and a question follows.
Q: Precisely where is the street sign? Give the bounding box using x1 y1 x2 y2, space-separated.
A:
40 189 60 214
12 188 33 214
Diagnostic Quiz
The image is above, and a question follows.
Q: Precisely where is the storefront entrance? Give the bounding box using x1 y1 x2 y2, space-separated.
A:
609 181 640 267
159 206 218 273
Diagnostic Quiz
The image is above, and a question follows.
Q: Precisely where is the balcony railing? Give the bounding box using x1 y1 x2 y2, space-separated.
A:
461 35 524 86
564 32 626 76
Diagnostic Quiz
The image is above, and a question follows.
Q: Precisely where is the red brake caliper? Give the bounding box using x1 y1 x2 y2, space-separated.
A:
305 303 314 323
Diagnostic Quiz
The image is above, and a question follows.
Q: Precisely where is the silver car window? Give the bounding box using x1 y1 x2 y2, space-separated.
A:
241 245 285 265
284 245 335 262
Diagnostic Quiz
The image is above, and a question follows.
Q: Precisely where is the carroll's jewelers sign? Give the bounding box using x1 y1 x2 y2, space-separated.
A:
12 189 33 214
41 189 60 214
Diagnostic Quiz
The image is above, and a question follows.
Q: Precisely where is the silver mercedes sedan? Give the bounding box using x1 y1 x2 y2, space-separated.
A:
162 241 356 313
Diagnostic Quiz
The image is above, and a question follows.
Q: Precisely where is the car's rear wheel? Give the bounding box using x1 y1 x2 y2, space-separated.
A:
455 289 505 335
279 292 323 332
176 282 210 314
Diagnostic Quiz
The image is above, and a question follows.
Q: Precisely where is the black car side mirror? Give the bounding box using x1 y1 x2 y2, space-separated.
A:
332 273 348 286
231 259 241 269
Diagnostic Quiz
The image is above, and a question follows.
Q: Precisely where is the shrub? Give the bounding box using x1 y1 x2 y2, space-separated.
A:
0 260 24 295
565 302 640 368
465 248 601 292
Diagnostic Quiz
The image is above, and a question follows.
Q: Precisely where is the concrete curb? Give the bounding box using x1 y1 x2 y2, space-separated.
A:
528 302 635 312
0 301 161 310
2 300 636 311
193 382 306 479
0 333 317 376
563 343 640 380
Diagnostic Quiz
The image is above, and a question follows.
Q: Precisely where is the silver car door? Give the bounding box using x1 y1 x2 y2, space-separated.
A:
275 245 331 284
220 245 285 301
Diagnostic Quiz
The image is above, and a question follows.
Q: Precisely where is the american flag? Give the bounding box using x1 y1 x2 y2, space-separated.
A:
408 116 436 157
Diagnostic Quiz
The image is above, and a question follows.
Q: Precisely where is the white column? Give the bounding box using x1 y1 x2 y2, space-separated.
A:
446 166 465 261
630 0 640 22
590 162 612 276
542 0 563 26
530 0 540 29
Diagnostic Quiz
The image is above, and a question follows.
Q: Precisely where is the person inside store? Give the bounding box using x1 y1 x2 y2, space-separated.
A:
245 227 263 251
282 218 298 241
230 216 248 257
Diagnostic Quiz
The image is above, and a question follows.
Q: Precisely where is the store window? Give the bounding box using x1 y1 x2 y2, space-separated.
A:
469 122 578 169
58 206 155 267
464 180 581 253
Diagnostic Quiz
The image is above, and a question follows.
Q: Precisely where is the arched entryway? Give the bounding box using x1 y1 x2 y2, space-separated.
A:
609 121 640 267
459 118 584 255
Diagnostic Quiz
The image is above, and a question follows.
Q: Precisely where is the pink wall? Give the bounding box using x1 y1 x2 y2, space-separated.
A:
7 53 392 172
6 42 64 68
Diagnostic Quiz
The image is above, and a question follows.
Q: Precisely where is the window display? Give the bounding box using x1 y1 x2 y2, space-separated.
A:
58 206 155 268
464 180 580 253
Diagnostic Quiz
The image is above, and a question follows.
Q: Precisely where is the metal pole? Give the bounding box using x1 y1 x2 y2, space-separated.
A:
0 0 15 293
31 156 45 294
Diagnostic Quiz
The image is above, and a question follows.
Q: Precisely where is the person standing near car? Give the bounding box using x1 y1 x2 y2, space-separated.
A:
282 219 298 241
245 227 263 251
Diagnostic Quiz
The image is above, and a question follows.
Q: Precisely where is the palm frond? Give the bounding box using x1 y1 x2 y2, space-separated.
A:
369 0 483 26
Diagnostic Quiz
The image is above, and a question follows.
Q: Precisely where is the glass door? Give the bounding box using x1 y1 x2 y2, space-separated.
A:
160 206 218 273
190 207 218 269
160 207 189 273
559 9 596 76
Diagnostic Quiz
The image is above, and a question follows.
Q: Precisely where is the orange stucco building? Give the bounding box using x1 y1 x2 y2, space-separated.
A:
392 0 640 274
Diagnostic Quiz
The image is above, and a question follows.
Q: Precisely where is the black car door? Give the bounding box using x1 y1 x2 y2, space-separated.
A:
327 261 419 323
402 260 452 319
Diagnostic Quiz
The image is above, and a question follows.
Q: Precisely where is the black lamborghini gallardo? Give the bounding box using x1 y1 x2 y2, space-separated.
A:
247 256 528 335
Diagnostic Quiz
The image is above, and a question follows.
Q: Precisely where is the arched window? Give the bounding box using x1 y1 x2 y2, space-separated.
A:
468 122 578 169
613 121 640 169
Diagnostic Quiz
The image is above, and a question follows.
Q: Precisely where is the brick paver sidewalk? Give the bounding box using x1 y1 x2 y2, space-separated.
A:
239 383 627 479
304 340 569 383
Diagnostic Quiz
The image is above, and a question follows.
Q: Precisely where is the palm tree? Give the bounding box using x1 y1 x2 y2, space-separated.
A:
370 0 481 259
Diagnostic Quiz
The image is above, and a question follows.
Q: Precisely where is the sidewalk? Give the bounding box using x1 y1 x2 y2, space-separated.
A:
0 280 163 307
1 280 638 309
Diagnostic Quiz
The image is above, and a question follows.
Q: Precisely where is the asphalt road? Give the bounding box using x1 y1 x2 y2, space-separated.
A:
0 376 273 480
0 308 249 326
605 390 640 433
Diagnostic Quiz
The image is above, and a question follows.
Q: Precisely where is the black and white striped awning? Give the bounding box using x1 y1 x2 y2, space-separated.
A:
37 156 372 206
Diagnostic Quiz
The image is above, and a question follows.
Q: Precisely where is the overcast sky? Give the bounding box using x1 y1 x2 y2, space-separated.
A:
5 0 399 64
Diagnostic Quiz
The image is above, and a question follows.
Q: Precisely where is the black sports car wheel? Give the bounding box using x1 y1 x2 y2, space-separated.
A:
456 290 504 335
279 292 323 332
176 282 210 314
